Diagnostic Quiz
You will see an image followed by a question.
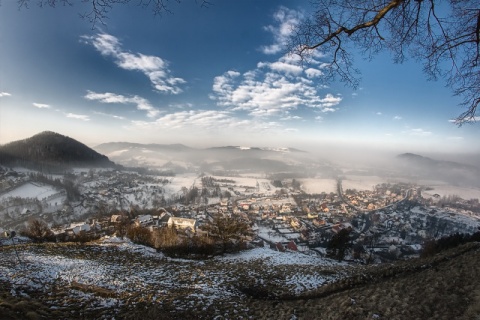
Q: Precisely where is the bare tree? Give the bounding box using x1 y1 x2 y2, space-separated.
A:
290 0 480 123
16 0 211 26
202 214 253 253
22 218 54 242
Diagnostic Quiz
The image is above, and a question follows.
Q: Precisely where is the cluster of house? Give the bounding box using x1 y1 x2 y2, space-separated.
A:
47 209 199 240
0 168 26 193
343 185 411 211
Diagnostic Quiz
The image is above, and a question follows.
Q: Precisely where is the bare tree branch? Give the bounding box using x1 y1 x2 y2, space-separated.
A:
290 0 480 124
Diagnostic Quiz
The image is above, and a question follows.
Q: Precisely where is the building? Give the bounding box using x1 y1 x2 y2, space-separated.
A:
167 217 197 231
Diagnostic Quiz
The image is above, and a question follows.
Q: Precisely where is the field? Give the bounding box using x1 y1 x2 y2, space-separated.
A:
422 185 480 201
299 178 337 194
0 182 59 201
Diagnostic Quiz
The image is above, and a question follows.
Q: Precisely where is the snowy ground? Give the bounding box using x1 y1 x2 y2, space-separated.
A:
299 178 337 194
0 182 59 201
0 239 348 318
342 175 387 191
422 185 480 200
162 173 200 197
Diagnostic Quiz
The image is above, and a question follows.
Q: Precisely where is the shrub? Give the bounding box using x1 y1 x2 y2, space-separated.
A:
126 225 152 246
20 218 54 242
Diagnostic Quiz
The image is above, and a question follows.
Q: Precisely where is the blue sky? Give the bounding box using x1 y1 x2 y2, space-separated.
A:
0 0 478 154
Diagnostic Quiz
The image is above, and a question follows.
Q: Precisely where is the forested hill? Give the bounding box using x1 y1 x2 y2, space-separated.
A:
0 131 116 170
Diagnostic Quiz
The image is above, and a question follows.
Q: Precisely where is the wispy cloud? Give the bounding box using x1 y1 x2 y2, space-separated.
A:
66 113 90 121
130 109 282 134
81 33 185 94
261 6 303 55
280 115 302 121
93 111 126 120
32 103 51 109
449 116 479 124
0 92 11 97
85 91 160 118
393 115 403 120
376 112 382 115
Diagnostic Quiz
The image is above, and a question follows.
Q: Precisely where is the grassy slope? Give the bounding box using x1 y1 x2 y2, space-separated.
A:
0 242 479 320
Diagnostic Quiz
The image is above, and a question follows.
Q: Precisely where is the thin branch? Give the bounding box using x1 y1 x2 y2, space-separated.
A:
300 0 404 53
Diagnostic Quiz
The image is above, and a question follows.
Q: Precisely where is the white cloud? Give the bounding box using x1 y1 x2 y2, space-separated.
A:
321 107 337 113
66 113 90 121
449 116 480 124
0 92 11 97
82 33 185 94
318 93 342 108
280 115 302 121
93 111 126 120
258 59 303 75
211 56 341 117
393 115 403 120
130 109 282 134
261 7 303 55
305 68 323 78
85 91 160 118
32 103 51 109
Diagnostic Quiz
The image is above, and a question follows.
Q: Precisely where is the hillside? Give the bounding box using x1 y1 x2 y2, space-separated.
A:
0 131 116 170
1 239 479 319
396 152 480 187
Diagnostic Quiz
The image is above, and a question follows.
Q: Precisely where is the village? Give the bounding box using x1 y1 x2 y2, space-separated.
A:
1 166 480 262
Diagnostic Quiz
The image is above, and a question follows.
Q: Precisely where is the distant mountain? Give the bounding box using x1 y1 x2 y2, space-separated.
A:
206 146 306 153
0 131 115 170
397 153 479 171
396 152 480 187
95 142 193 154
92 142 314 172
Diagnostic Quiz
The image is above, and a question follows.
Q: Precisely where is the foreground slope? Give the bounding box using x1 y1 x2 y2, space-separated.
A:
1 239 479 319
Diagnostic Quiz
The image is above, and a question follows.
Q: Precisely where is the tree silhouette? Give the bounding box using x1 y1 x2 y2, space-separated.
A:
327 228 352 261
290 0 480 123
17 0 210 26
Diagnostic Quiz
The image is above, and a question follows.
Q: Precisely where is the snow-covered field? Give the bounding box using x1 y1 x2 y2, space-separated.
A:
162 174 200 197
422 185 480 200
212 175 279 195
0 182 59 200
300 178 337 194
342 175 387 191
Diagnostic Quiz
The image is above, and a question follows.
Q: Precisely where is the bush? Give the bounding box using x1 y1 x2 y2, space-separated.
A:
21 218 54 242
153 228 217 258
127 225 152 246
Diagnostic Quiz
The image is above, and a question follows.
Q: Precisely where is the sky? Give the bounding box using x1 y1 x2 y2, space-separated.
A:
0 0 479 155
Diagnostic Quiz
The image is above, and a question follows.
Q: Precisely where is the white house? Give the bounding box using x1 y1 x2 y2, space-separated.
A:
167 217 197 231
72 223 90 235
136 215 153 226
